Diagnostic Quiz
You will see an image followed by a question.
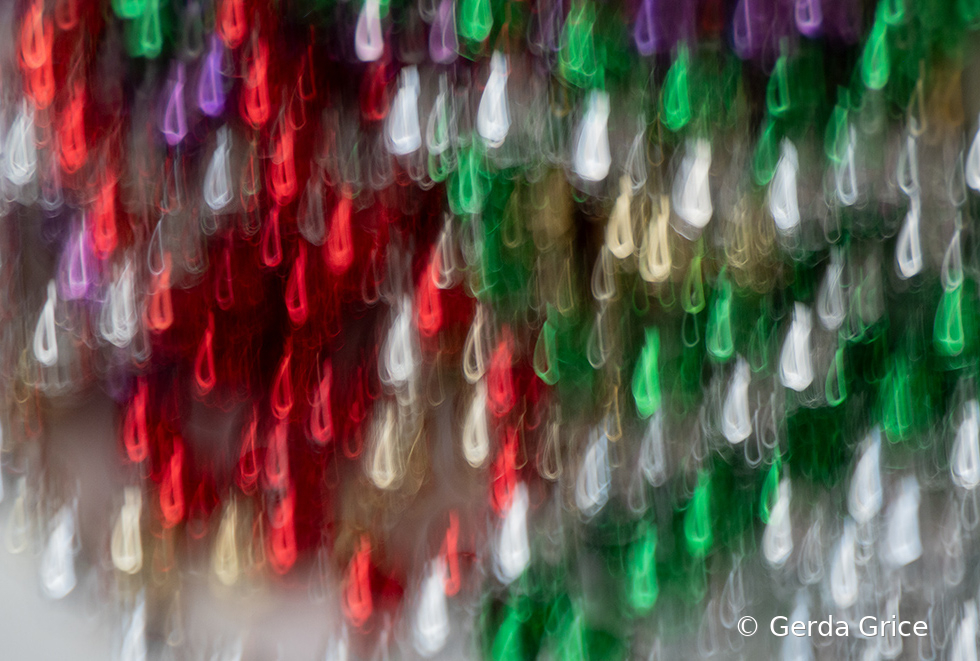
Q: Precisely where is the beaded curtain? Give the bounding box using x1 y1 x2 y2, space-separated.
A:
1 0 980 659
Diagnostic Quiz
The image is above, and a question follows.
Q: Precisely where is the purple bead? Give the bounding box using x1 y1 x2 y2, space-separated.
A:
198 36 227 117
429 0 458 65
634 0 657 56
795 0 823 37
163 63 188 146
58 223 94 300
633 0 693 56
732 0 774 60
538 0 564 54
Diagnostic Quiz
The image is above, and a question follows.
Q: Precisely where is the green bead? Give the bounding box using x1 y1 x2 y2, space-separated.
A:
759 452 781 524
681 250 705 315
632 327 662 418
450 145 486 216
429 150 453 182
112 0 146 19
560 2 598 88
137 0 162 58
881 355 914 441
748 313 772 373
861 8 891 91
662 44 692 133
883 0 906 25
459 0 493 44
935 281 965 357
626 522 659 615
765 48 791 118
825 345 848 406
824 89 850 164
684 472 713 557
534 318 561 385
706 273 734 362
491 605 527 661
752 120 780 186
